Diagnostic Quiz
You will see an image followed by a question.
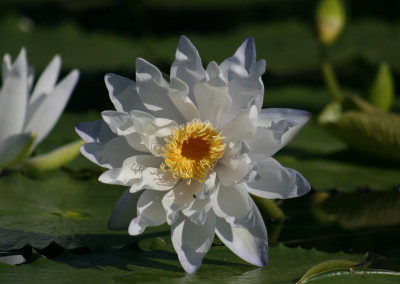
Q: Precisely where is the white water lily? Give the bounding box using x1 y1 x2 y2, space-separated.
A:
0 48 79 171
76 36 311 273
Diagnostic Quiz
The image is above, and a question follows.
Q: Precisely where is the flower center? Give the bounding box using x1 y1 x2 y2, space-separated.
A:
161 119 225 183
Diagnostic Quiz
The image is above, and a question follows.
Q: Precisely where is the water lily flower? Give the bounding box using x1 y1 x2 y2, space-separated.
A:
76 36 311 273
0 48 79 171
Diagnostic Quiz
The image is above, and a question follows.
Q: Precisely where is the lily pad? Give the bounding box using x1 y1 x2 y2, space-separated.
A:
0 171 168 250
0 243 366 284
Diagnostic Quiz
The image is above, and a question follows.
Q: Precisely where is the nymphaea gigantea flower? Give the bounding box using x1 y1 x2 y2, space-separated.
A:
76 36 311 273
0 48 79 171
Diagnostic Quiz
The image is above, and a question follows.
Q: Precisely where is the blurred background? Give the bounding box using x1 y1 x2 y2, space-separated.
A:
1 0 399 112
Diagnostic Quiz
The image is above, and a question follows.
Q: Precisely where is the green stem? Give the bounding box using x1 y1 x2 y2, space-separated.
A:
321 61 343 102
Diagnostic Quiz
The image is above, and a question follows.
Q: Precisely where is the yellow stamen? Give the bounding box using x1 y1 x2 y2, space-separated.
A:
161 119 225 183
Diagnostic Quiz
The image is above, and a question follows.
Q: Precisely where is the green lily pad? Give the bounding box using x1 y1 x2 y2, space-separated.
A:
299 268 400 284
0 172 168 250
0 243 366 284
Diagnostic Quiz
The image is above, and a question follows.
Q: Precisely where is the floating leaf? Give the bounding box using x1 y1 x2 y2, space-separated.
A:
368 63 394 111
0 243 364 283
297 259 358 283
299 268 400 283
0 172 168 250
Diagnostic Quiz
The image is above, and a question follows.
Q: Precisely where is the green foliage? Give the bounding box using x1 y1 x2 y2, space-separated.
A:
368 63 394 111
318 96 400 163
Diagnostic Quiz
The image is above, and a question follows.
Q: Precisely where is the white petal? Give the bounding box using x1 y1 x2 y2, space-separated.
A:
0 132 35 168
108 189 142 230
193 61 232 127
168 76 200 122
136 58 185 123
170 35 206 105
105 73 147 113
101 112 148 152
183 173 217 225
0 48 28 141
246 157 311 199
101 110 131 134
222 60 266 124
2 53 12 80
215 201 268 267
220 37 256 81
130 110 178 156
75 120 116 143
215 153 257 186
99 155 162 186
162 180 201 225
104 73 147 113
252 108 311 157
221 105 258 143
171 212 216 274
24 69 79 145
128 189 167 235
130 166 179 192
28 55 61 105
194 171 217 200
80 136 143 169
247 118 298 160
182 197 213 226
212 184 255 228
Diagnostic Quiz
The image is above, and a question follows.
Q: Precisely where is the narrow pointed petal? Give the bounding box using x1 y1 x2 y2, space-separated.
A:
193 62 232 127
220 37 256 81
170 35 206 105
171 212 216 274
212 184 255 228
81 136 143 169
247 107 311 160
29 55 61 104
105 73 147 113
75 120 116 143
129 189 167 235
222 60 266 125
168 76 200 122
24 69 79 145
101 110 131 134
256 108 311 152
108 189 142 230
215 201 268 267
2 53 12 80
136 58 185 123
0 132 36 168
0 49 28 141
246 157 311 199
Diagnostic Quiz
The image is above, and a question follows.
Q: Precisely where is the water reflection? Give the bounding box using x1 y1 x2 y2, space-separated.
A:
274 192 400 262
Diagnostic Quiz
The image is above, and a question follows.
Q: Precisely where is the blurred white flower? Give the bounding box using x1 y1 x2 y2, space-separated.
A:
0 48 79 171
76 36 311 273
